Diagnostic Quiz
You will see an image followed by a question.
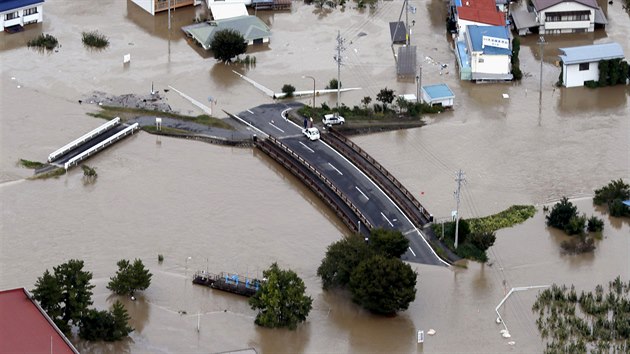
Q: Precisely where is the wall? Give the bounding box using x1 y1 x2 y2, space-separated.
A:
470 52 510 74
563 61 599 87
539 2 594 33
130 0 155 15
457 19 493 35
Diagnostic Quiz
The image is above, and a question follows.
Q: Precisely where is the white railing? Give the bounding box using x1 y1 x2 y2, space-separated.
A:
64 123 138 170
48 118 120 162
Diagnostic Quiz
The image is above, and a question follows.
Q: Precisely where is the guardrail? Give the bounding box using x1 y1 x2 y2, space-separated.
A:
48 117 120 162
63 123 138 170
324 128 433 224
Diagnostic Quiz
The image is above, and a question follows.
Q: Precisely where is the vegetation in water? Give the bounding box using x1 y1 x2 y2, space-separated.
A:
545 197 605 253
81 31 109 48
210 29 247 63
532 277 630 353
593 179 630 217
79 301 133 341
28 33 58 50
19 159 45 169
281 84 296 98
81 165 97 178
107 259 152 296
249 262 312 330
31 167 66 180
158 254 164 263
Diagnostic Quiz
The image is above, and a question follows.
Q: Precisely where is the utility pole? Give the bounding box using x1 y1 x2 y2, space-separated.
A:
168 0 171 30
416 65 422 103
537 35 546 98
334 30 346 116
454 169 466 249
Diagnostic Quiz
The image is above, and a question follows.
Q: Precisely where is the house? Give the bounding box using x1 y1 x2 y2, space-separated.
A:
0 288 79 354
558 42 625 87
130 0 201 16
450 0 506 35
456 25 513 81
1 0 44 30
421 84 455 108
183 15 271 50
512 0 608 35
209 2 248 20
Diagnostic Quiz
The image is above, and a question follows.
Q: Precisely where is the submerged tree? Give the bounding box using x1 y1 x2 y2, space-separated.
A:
317 234 373 290
546 197 578 230
249 263 312 330
210 29 247 63
593 179 630 217
32 259 95 334
107 259 152 296
79 300 133 341
369 228 409 258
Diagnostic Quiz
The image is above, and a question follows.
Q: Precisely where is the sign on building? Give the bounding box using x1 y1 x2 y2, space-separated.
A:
482 36 509 49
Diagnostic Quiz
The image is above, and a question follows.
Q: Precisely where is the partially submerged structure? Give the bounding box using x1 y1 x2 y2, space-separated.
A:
421 84 455 108
448 0 506 35
558 42 625 87
130 0 200 16
511 0 608 36
0 0 44 31
183 15 271 50
456 25 513 81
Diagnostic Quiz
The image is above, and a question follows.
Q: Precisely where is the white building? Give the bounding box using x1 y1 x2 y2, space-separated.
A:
558 42 625 88
130 0 202 16
421 84 455 108
532 0 607 34
1 0 44 30
463 25 513 81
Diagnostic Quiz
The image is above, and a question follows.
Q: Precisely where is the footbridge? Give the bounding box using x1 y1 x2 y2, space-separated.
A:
229 103 453 266
47 117 138 170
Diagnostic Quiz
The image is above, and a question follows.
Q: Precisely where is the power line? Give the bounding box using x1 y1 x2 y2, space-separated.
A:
454 169 466 249
334 30 346 113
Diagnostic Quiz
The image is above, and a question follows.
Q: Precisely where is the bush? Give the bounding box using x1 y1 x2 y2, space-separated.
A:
468 230 496 251
609 199 630 217
79 301 133 341
587 216 604 232
546 197 578 230
82 31 109 48
27 34 58 50
326 78 340 89
593 179 630 217
564 214 586 236
584 80 599 88
281 84 296 98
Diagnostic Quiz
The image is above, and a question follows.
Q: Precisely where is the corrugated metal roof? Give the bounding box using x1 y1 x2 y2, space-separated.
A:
0 0 43 12
422 84 455 100
389 21 407 44
532 0 598 10
594 7 608 25
558 42 624 65
457 0 506 26
397 45 417 76
467 25 511 56
511 9 538 30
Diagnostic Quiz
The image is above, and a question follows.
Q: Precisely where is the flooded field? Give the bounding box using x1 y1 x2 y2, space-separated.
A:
1 0 629 353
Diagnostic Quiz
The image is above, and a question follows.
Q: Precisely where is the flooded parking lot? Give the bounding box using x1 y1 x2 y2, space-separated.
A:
1 0 629 352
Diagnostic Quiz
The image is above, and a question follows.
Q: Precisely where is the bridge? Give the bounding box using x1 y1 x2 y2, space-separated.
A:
229 103 452 267
46 117 138 170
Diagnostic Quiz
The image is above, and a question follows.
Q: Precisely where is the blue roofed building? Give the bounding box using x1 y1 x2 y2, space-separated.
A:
461 25 513 81
421 84 455 108
558 42 625 87
0 0 44 30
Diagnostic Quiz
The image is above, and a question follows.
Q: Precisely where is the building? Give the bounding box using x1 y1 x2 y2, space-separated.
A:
183 15 271 50
1 0 44 30
421 84 455 108
209 2 248 20
450 0 506 35
512 0 608 36
130 0 201 16
558 42 625 87
456 25 513 81
0 288 79 354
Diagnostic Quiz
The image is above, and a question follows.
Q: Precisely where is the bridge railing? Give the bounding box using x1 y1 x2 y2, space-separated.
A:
48 117 120 162
63 123 138 170
255 138 368 234
326 128 433 224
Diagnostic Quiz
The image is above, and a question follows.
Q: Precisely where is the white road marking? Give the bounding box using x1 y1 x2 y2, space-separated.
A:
247 109 254 114
381 212 394 227
403 229 417 235
328 163 343 175
408 247 416 257
355 186 369 200
299 141 314 153
268 122 285 133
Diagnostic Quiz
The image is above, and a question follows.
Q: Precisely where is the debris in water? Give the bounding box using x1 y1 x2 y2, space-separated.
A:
502 93 509 99
508 341 516 346
427 329 436 335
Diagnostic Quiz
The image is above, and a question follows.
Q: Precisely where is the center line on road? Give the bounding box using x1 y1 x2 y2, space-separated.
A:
328 163 343 175
247 109 254 114
381 212 394 227
268 122 285 133
408 247 416 257
299 141 314 153
355 186 369 200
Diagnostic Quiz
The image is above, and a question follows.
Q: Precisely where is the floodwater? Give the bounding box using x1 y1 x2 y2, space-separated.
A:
1 0 629 353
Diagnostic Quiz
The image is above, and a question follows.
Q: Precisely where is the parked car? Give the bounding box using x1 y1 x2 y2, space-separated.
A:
302 127 320 141
322 113 345 126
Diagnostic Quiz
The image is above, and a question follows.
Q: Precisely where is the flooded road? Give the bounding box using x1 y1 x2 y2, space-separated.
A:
1 0 629 353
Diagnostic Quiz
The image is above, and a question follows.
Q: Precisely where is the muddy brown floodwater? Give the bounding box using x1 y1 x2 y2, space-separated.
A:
1 0 629 353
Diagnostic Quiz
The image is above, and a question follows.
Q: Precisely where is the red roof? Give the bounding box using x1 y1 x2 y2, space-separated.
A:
457 0 506 26
0 288 79 354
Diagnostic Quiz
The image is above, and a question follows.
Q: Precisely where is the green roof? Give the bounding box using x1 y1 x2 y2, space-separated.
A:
186 16 271 50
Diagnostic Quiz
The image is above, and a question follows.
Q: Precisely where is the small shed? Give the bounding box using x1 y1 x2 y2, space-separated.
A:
389 21 407 44
558 42 625 87
421 84 455 108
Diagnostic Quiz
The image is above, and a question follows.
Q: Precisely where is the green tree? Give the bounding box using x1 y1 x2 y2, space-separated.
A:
587 216 604 232
107 259 152 296
249 263 313 330
369 228 409 258
593 179 630 217
32 259 95 334
376 87 395 110
79 300 133 341
468 230 496 251
598 60 610 86
210 29 247 63
326 78 340 89
317 234 372 289
349 255 417 315
361 96 372 109
564 214 586 236
281 84 296 98
546 197 578 230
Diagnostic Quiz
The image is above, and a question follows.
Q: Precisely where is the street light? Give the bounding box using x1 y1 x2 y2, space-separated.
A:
302 75 316 108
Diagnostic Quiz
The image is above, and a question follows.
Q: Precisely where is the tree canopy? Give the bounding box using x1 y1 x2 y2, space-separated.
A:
32 259 95 334
317 234 372 290
369 228 409 258
210 29 247 63
79 300 134 341
376 87 395 109
546 197 579 230
249 263 313 330
349 255 417 315
107 259 152 296
593 179 630 217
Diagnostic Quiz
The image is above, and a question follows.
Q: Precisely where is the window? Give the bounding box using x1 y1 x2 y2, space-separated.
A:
545 11 590 22
579 63 589 71
4 11 19 20
478 58 484 63
23 7 38 16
